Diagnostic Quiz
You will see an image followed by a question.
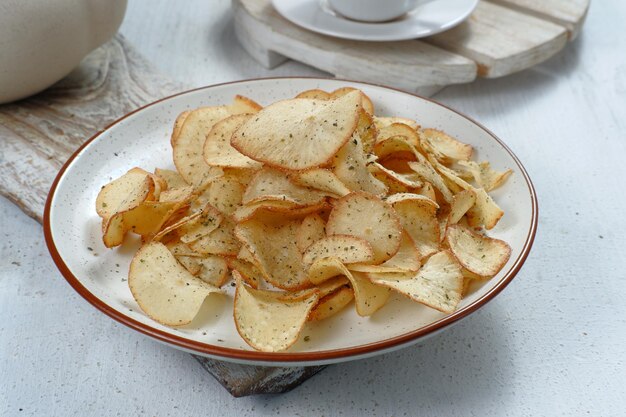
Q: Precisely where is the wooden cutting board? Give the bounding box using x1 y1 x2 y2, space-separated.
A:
0 34 324 397
233 0 589 94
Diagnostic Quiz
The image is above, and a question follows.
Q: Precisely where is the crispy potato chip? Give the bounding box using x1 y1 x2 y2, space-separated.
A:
173 106 232 187
231 92 361 170
290 168 351 197
166 241 203 257
226 257 263 289
205 174 245 215
296 213 326 253
314 276 351 298
445 224 511 278
305 257 390 316
243 168 329 206
197 255 229 287
466 187 504 230
235 219 310 290
309 286 353 321
295 89 332 100
176 255 203 275
418 181 437 202
389 194 440 258
407 159 454 203
153 211 203 242
171 111 191 146
233 274 319 352
371 162 422 192
203 114 263 170
154 168 188 190
420 128 473 163
179 205 224 244
129 241 221 326
158 185 196 204
447 189 476 226
333 134 387 197
377 123 421 148
368 250 463 314
348 231 420 273
331 87 374 115
229 95 263 114
458 160 513 191
356 109 378 153
189 217 240 256
222 167 258 186
372 136 417 162
326 192 402 264
302 235 375 265
96 168 152 219
374 116 419 131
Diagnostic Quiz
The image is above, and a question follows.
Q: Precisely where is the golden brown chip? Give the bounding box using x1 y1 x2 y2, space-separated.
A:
96 167 153 219
154 168 188 190
407 159 454 203
368 250 463 314
302 235 375 266
309 286 353 321
129 241 221 326
348 231 420 273
233 274 319 352
420 128 473 163
243 168 329 206
447 189 476 226
290 168 351 197
466 187 504 230
296 213 326 253
203 114 263 169
326 192 402 264
226 257 263 289
389 194 440 258
333 133 388 197
235 218 310 290
231 92 362 170
445 224 511 278
189 217 240 256
295 89 332 100
374 116 419 130
330 87 375 115
458 160 513 191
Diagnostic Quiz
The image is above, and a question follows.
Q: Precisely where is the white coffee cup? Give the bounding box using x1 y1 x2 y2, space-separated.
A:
328 0 419 22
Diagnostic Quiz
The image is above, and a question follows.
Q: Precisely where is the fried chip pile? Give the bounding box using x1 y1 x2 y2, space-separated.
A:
95 88 512 352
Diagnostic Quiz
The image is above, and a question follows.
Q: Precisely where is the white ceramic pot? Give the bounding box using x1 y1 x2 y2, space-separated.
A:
0 0 127 104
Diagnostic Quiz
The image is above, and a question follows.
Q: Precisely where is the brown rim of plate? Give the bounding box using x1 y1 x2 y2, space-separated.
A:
43 77 538 365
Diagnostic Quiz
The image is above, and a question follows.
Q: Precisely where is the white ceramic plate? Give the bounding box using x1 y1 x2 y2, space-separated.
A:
45 78 537 366
271 0 479 42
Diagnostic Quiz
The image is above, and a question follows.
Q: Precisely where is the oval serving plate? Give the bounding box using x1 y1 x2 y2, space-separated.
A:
44 78 537 366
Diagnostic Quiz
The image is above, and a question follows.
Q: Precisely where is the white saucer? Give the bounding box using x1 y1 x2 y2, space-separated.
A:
271 0 479 42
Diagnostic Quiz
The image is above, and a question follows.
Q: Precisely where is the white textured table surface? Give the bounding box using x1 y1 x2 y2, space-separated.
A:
1 1 625 416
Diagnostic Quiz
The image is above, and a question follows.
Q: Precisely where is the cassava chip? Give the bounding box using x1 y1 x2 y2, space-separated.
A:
466 187 504 230
333 133 387 197
330 87 374 115
172 105 232 187
226 257 263 289
407 159 454 203
348 231 420 273
235 219 310 290
179 205 223 243
243 168 329 206
326 192 402 264
206 174 245 215
295 89 331 100
420 128 472 163
447 189 476 226
296 214 326 253
389 194 440 258
231 91 362 170
458 160 513 191
197 255 229 287
233 274 319 352
154 168 188 190
306 257 390 316
290 169 351 197
96 168 152 219
129 241 221 326
189 217 240 256
302 235 375 265
309 285 353 321
176 255 203 275
374 116 419 130
203 114 263 169
368 250 463 313
445 224 511 278
377 123 421 148
153 211 203 242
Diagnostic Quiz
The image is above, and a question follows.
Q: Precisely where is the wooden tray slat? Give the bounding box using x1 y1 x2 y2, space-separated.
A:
426 1 568 78
489 0 590 39
234 0 588 91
